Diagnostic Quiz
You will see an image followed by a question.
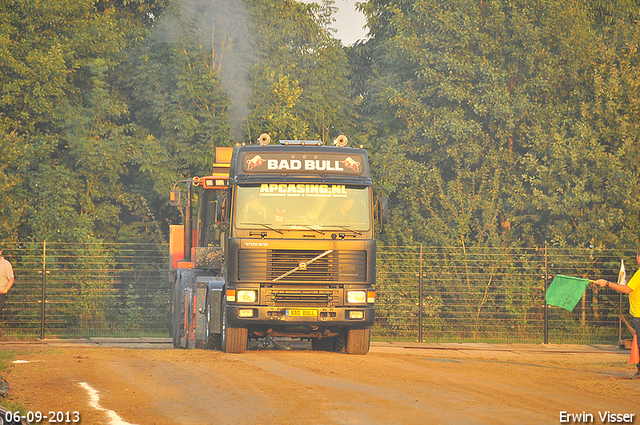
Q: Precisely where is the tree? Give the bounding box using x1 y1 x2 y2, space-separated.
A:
122 0 240 238
352 0 640 249
0 0 136 241
246 0 353 143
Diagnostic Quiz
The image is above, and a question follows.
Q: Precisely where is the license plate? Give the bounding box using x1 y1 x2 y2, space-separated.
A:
286 309 317 317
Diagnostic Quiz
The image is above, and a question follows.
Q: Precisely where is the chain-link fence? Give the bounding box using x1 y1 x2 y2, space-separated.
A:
0 242 635 345
0 241 169 340
376 245 635 345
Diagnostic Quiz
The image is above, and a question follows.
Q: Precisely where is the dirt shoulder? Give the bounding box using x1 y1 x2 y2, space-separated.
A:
0 340 638 425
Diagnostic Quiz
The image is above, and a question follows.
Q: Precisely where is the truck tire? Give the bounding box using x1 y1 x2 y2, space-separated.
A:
207 329 221 350
346 327 370 355
224 326 248 353
221 300 247 353
333 332 346 353
172 322 182 348
172 282 183 349
170 281 175 340
206 292 221 350
311 336 334 351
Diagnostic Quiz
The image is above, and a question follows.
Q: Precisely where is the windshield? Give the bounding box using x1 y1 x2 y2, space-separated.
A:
234 184 371 231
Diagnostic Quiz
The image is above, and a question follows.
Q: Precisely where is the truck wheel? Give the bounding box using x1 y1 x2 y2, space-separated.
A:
172 282 183 349
206 292 221 350
208 331 222 350
221 301 247 353
333 332 346 353
311 337 334 351
224 327 248 353
170 282 175 340
346 327 370 355
172 324 181 348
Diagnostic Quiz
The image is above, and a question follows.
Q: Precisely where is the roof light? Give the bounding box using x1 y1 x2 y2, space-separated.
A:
278 140 323 145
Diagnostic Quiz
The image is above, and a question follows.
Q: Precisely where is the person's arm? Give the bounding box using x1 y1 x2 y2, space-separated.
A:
0 277 13 294
594 279 633 294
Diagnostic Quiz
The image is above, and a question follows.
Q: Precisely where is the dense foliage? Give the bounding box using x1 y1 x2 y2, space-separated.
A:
1 0 639 253
355 0 640 250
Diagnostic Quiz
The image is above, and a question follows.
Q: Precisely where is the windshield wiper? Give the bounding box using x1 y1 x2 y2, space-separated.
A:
325 225 362 235
282 224 325 235
241 223 283 234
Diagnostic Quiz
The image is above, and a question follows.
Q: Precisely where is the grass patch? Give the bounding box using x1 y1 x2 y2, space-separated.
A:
0 351 15 373
0 350 31 415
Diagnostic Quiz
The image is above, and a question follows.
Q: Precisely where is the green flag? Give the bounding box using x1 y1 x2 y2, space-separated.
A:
545 275 589 312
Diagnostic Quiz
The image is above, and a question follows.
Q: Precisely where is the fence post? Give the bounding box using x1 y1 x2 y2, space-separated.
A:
544 244 548 344
418 244 423 343
40 240 46 340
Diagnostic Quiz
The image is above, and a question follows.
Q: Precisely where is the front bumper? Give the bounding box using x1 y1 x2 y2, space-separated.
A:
226 305 375 328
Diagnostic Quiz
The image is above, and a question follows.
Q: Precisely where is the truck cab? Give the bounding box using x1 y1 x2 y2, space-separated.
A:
170 136 387 354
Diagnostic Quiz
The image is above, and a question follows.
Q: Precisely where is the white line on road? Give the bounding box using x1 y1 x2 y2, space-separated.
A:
78 382 137 425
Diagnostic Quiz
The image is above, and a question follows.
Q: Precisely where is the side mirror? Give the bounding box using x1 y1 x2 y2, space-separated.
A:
377 197 389 225
217 190 229 225
169 191 181 207
216 195 223 224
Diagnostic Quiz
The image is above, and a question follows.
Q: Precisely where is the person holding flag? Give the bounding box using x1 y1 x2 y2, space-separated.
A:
594 249 640 379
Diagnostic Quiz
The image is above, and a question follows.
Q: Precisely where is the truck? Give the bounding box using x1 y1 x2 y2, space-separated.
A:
168 134 388 354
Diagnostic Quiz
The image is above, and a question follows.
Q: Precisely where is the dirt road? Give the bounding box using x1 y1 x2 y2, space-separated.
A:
0 340 638 425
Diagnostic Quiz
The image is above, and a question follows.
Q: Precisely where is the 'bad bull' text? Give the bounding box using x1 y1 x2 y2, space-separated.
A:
265 158 361 172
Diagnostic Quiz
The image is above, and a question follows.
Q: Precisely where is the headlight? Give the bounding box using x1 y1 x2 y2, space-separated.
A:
347 291 366 304
238 309 255 318
348 310 365 320
237 290 257 303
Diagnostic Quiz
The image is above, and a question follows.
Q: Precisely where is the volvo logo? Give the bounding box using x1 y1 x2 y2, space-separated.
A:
244 242 269 247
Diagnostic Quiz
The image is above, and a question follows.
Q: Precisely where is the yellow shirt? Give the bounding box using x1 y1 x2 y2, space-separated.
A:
627 270 640 317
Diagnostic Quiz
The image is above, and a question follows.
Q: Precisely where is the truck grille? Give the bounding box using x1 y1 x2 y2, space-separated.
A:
263 289 340 307
238 249 366 283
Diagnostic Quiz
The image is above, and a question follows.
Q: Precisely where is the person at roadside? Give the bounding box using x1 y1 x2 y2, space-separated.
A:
594 249 640 379
0 250 15 322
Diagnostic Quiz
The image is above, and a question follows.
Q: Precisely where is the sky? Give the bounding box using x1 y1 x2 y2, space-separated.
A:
299 0 369 46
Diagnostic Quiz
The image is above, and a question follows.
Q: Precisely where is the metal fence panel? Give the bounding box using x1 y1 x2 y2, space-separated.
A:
0 242 169 340
375 246 635 345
